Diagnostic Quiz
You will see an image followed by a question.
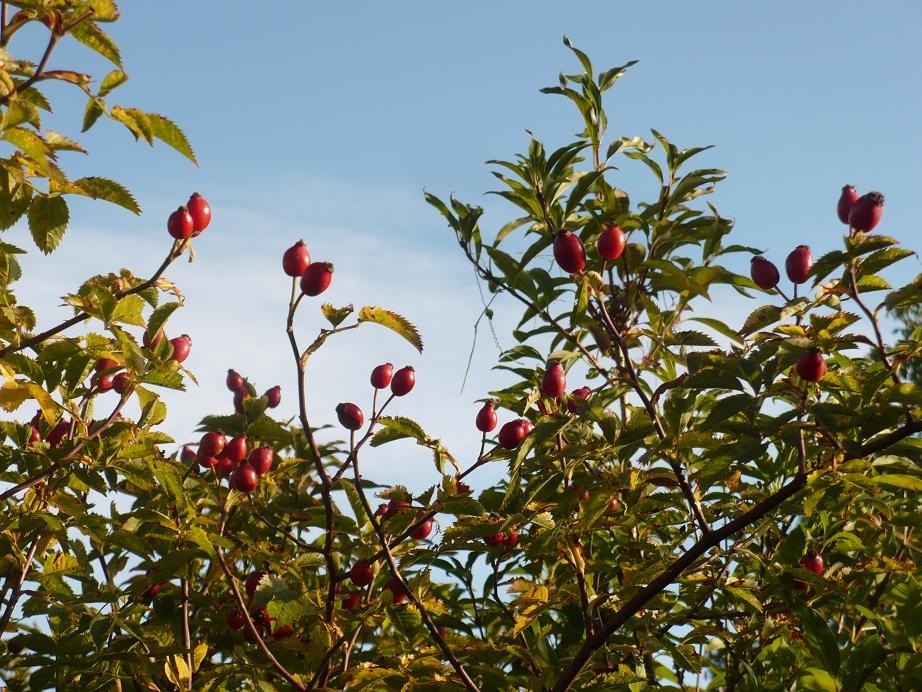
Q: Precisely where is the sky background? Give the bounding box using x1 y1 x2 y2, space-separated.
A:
11 1 922 498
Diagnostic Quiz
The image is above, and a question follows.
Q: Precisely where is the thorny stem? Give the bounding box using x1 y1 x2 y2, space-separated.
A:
350 448 481 692
0 528 44 635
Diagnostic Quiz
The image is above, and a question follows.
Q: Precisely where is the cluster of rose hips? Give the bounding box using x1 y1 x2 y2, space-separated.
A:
552 223 626 275
474 360 592 452
749 185 885 385
225 368 281 415
184 429 275 492
335 363 416 431
166 192 212 240
226 571 292 640
282 239 334 297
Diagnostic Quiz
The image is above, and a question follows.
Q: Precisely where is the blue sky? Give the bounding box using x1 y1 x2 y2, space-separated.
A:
13 2 922 493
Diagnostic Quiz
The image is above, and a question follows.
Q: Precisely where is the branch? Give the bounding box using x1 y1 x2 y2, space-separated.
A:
0 32 58 106
214 546 305 691
350 449 481 691
0 528 44 634
0 240 187 358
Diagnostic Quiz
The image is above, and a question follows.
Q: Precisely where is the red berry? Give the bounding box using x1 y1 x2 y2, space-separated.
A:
597 225 626 261
750 256 780 290
186 193 212 235
374 504 389 519
225 435 248 463
282 240 311 276
112 372 130 395
199 431 226 458
227 610 245 630
167 206 194 240
197 454 219 469
567 386 591 413
233 390 246 415
384 577 409 605
181 446 197 464
502 531 519 547
522 420 534 435
848 191 885 232
484 532 502 547
245 571 266 600
349 560 374 587
232 464 258 492
47 419 69 448
144 328 165 349
410 518 433 540
248 446 274 475
796 348 826 382
342 590 362 611
264 385 281 408
385 499 411 519
169 334 192 363
785 245 813 285
95 357 119 373
336 402 364 430
226 369 246 393
475 402 498 433
300 261 333 296
800 552 824 576
143 582 165 599
390 366 415 396
28 425 41 444
272 624 293 639
95 373 115 392
606 497 621 515
498 419 527 450
370 363 394 389
553 230 586 274
837 185 859 224
215 454 236 477
541 361 566 398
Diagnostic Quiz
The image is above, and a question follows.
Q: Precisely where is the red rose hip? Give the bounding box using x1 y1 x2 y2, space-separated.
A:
370 363 394 389
390 366 415 396
282 240 311 276
410 518 433 540
785 245 813 284
553 230 586 274
800 552 824 575
796 348 826 382
199 431 227 458
597 225 626 261
342 590 362 611
232 463 258 492
837 185 859 224
186 193 212 235
349 560 374 587
498 419 527 450
167 206 194 240
248 446 274 475
384 577 409 605
750 256 780 290
225 435 247 463
300 261 333 296
226 369 246 393
264 385 281 408
336 402 364 430
567 386 591 413
475 401 498 433
541 361 566 398
848 191 884 232
169 334 192 363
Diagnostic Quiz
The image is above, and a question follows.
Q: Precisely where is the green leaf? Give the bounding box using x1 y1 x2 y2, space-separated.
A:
98 69 127 97
321 303 353 327
358 306 423 353
82 96 106 132
66 176 140 214
70 22 122 67
740 304 782 336
111 105 152 143
793 603 840 673
872 474 922 492
3 126 51 161
371 416 427 447
44 130 87 154
28 195 68 254
144 112 197 164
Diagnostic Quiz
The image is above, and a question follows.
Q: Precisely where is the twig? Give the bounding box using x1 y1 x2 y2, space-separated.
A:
214 547 305 690
0 528 44 634
181 578 193 689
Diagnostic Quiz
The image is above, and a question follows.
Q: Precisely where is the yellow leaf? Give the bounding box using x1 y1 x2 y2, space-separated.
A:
0 381 28 411
24 383 58 423
192 642 208 672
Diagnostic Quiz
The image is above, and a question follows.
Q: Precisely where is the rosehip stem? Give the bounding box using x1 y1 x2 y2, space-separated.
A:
774 285 793 303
